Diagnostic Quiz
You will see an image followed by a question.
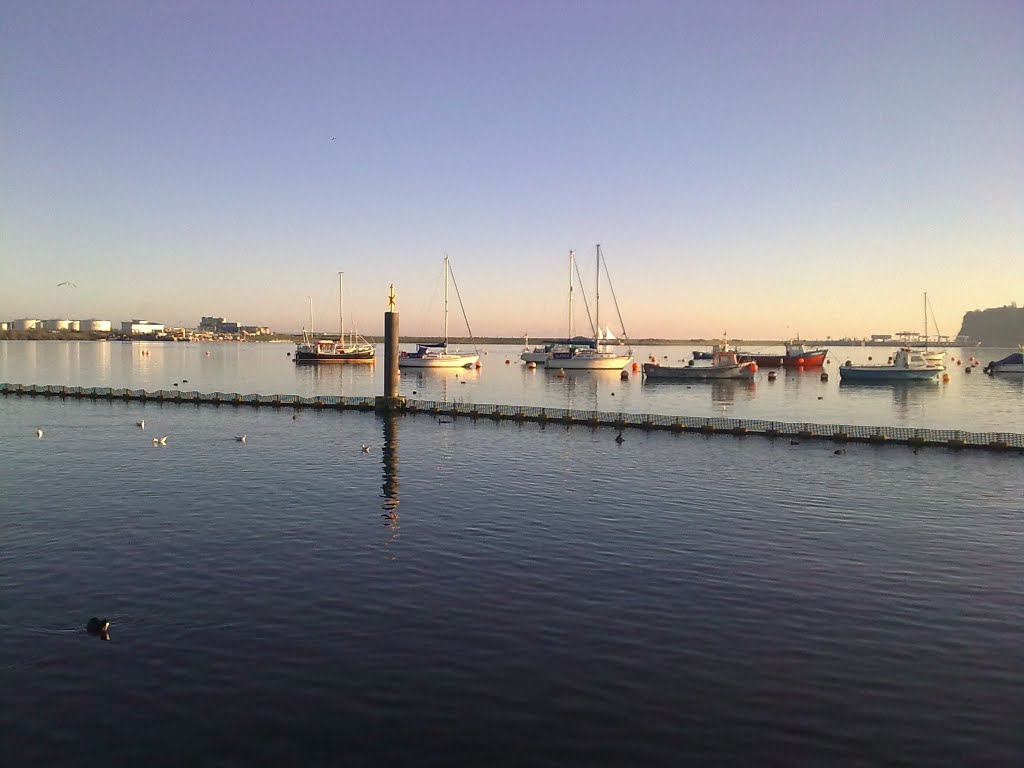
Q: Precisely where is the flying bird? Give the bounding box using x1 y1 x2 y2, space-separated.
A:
57 281 77 287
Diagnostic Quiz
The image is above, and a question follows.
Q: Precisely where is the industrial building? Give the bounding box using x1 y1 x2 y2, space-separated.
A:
42 319 75 331
121 320 165 335
11 319 40 330
80 319 112 332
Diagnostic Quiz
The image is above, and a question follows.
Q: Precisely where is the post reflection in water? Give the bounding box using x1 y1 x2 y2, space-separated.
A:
380 413 401 556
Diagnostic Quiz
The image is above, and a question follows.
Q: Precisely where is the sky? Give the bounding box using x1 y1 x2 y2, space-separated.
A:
2 0 1021 339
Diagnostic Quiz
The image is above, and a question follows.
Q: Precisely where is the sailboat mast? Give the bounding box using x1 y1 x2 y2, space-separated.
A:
923 291 928 349
308 296 314 338
443 254 449 343
595 244 601 345
338 272 344 342
568 250 575 339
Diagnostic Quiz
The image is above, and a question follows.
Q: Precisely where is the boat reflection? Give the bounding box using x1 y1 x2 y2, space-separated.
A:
642 377 757 405
401 366 480 403
293 356 377 395
838 379 940 412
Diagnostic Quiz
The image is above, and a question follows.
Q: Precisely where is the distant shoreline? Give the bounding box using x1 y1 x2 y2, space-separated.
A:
0 331 979 348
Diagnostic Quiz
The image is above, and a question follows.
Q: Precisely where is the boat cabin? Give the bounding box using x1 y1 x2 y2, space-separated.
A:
893 348 931 368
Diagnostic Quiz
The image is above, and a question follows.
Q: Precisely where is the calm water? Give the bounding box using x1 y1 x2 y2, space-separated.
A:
2 340 1023 432
2 342 1023 765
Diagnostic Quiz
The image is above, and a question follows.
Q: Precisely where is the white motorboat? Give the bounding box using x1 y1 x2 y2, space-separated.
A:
839 348 944 381
983 346 1024 374
643 349 758 380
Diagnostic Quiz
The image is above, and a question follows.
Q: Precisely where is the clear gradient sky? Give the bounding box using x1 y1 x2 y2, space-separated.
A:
2 1 1021 339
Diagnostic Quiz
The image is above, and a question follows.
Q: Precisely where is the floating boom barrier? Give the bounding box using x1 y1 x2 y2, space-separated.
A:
2 382 1022 453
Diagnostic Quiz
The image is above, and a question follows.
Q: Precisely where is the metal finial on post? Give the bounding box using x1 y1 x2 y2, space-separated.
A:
388 284 396 312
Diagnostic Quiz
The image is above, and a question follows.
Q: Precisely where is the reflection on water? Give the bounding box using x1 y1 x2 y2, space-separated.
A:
380 414 401 556
839 379 943 413
2 341 1022 432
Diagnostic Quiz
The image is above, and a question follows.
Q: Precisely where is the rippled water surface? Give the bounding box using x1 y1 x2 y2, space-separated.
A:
1 391 1022 766
2 340 1023 432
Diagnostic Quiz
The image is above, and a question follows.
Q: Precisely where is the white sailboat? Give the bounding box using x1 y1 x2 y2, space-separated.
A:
398 255 480 368
294 272 375 364
546 245 633 370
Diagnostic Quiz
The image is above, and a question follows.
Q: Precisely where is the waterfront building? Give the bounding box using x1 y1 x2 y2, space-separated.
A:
121 319 165 335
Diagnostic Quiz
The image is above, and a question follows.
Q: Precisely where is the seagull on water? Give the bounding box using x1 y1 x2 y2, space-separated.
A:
361 444 370 453
136 420 145 429
37 428 44 439
615 432 624 444
153 435 168 445
235 435 247 443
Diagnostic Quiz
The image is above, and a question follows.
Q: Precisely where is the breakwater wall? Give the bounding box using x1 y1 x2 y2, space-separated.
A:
3 382 1022 453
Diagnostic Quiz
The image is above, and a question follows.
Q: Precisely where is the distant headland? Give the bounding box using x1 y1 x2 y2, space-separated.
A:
956 304 1024 347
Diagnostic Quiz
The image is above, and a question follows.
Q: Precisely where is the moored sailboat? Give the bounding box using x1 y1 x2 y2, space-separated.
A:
294 272 375 364
545 246 632 370
399 255 480 368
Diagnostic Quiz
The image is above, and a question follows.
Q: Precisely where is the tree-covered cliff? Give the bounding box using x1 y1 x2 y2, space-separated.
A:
956 305 1024 346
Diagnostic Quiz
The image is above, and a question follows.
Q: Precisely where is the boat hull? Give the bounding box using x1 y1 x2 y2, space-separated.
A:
643 362 756 380
983 350 1024 374
782 349 827 368
838 366 941 381
547 353 632 370
520 350 549 364
743 353 785 367
398 353 479 368
294 351 375 363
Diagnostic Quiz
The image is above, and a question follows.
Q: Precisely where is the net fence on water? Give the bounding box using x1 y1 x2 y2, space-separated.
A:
3 382 1022 451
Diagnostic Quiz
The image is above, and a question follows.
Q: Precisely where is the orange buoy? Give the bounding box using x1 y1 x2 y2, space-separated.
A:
527 361 537 369
942 373 950 382
631 362 640 372
797 357 805 365
475 361 481 368
749 362 758 373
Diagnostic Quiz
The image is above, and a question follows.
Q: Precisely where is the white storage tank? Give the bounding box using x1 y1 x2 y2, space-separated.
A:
12 318 40 330
0 322 8 331
68 320 81 331
80 319 112 332
43 319 74 331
